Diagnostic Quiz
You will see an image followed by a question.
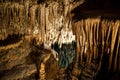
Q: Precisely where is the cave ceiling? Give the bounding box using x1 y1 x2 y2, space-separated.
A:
0 0 120 80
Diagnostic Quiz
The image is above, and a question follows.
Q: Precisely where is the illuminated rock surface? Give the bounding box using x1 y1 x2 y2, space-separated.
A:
0 0 120 80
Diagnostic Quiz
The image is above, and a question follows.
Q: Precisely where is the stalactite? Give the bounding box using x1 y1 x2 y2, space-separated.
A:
45 7 49 33
73 21 81 71
84 19 89 65
41 4 46 42
80 20 85 65
52 3 58 18
108 21 119 71
106 21 112 52
30 5 37 33
93 20 99 60
88 20 93 65
119 31 120 71
100 20 108 72
114 34 119 72
24 0 29 20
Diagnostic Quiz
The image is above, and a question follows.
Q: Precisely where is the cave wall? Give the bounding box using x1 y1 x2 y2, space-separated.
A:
0 0 84 80
0 0 120 80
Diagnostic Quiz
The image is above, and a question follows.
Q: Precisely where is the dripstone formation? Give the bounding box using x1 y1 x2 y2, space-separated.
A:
0 0 120 80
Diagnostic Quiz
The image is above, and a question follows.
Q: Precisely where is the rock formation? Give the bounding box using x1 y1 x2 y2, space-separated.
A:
0 0 120 80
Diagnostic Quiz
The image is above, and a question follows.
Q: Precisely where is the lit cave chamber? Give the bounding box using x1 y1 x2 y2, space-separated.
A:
0 0 120 80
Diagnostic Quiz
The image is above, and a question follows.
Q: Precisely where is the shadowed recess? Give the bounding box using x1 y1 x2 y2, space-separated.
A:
53 41 77 68
0 34 23 46
71 0 120 22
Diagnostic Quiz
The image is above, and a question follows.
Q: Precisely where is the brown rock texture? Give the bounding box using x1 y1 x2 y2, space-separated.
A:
0 0 83 80
0 0 120 80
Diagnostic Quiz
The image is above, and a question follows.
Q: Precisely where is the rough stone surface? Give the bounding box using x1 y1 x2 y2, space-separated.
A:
0 0 120 80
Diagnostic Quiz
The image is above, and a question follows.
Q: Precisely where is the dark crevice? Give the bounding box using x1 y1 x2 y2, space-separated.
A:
52 41 77 68
0 34 23 46
37 0 45 4
71 0 120 21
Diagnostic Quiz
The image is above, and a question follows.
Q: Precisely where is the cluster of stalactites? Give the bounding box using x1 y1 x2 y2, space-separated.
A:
0 0 79 49
58 20 76 48
35 0 77 48
74 17 120 72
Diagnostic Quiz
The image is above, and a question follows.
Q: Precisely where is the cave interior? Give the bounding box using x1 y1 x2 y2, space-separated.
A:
0 0 120 80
